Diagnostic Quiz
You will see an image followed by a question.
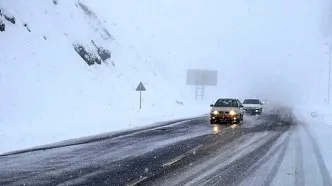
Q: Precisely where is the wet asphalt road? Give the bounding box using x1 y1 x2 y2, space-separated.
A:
0 110 296 186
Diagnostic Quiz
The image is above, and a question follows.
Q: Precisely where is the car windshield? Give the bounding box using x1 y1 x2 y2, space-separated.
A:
243 99 260 104
214 99 237 107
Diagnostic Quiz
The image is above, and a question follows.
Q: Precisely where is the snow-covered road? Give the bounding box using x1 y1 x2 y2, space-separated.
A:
0 108 331 186
240 116 332 186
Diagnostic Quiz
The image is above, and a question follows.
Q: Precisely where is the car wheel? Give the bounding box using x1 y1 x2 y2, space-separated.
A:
232 119 239 125
211 119 220 124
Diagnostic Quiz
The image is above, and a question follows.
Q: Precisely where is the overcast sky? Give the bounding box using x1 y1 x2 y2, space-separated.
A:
85 0 331 105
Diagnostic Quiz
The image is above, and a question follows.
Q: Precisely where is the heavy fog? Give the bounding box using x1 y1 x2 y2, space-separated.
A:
87 0 332 106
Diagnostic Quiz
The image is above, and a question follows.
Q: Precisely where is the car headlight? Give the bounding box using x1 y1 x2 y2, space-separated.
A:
213 110 219 115
229 110 236 115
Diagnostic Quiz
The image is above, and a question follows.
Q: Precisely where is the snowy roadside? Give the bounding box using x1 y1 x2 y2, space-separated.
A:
293 106 332 178
0 104 208 155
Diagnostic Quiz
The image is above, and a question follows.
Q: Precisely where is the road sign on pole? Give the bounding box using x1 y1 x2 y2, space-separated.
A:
136 82 146 109
324 43 331 105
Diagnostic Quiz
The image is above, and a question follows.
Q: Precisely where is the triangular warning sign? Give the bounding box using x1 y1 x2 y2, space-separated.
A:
136 82 146 91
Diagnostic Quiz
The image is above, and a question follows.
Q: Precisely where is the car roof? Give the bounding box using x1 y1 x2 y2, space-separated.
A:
217 98 238 101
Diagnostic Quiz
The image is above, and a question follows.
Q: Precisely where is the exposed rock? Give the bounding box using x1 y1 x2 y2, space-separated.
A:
78 2 113 40
73 44 101 66
52 0 58 5
0 21 5 32
78 2 96 18
4 15 15 24
91 40 111 62
176 100 184 105
103 28 113 40
97 47 111 62
24 23 31 32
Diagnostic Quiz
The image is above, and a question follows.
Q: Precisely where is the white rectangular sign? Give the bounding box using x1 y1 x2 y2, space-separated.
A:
186 69 218 86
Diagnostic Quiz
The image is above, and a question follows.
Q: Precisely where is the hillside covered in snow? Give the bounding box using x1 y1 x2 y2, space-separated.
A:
0 0 207 153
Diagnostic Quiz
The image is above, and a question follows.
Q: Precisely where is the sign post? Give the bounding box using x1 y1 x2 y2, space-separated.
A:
186 69 218 100
136 82 146 109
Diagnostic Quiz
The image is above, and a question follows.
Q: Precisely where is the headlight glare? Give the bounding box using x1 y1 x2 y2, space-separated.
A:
213 110 219 115
229 110 236 115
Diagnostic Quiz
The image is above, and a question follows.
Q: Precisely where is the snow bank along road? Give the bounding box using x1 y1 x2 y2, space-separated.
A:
0 107 330 186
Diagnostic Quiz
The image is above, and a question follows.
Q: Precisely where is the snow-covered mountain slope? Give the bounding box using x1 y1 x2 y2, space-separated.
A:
0 0 206 153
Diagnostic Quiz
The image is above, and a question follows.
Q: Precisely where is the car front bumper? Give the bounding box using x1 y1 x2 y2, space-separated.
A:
244 108 261 114
210 114 240 123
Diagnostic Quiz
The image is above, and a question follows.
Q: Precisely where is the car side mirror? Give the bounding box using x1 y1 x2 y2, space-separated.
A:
210 104 214 107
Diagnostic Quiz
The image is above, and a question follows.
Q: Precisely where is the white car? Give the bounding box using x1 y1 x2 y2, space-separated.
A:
242 99 263 115
210 98 244 124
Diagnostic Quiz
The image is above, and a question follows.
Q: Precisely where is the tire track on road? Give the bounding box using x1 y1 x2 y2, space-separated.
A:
294 131 305 186
198 126 290 186
301 122 332 186
141 113 293 186
256 130 291 186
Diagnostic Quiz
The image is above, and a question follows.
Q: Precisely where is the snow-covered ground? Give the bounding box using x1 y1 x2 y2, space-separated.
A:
0 0 210 154
294 105 332 180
